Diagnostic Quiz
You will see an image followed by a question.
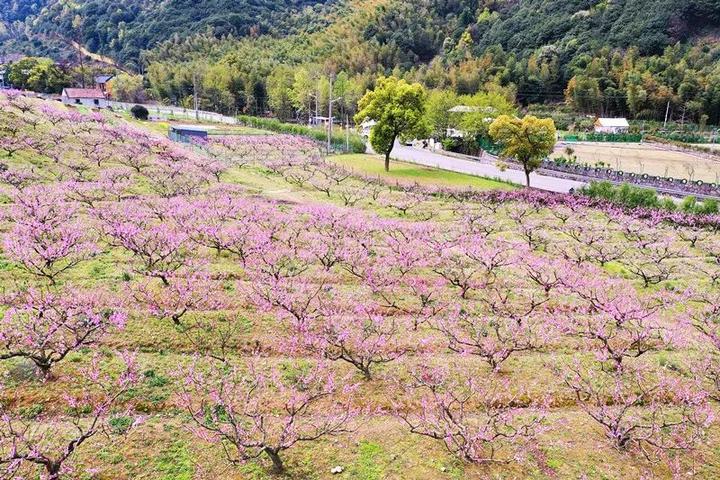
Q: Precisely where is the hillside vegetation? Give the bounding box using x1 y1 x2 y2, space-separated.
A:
0 0 338 67
4 1 720 123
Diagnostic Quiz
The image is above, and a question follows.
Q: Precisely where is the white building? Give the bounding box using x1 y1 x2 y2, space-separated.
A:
61 88 109 108
594 117 630 134
359 119 377 137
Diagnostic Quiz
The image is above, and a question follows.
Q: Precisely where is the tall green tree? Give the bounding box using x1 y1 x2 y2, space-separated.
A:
7 57 69 93
267 65 295 121
489 115 556 187
456 91 516 139
109 73 146 103
425 89 459 138
354 76 429 172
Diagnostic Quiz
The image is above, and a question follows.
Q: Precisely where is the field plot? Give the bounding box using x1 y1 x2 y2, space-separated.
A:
556 142 720 182
699 144 720 152
2 92 720 480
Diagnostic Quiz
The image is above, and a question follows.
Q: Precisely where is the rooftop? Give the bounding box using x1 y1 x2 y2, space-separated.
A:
596 117 630 127
448 105 498 114
62 88 107 99
170 124 216 132
95 74 115 84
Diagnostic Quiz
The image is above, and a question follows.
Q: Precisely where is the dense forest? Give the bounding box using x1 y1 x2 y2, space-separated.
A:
3 0 720 124
0 0 339 68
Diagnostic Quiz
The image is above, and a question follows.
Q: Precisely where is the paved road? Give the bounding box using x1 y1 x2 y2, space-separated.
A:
390 144 586 193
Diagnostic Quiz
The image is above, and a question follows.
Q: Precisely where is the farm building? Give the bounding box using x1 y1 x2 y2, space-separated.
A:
94 74 114 93
61 88 109 108
594 118 630 134
169 124 215 142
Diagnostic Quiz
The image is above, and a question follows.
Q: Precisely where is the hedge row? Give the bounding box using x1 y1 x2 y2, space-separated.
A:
645 135 720 157
580 181 719 214
562 133 643 142
237 115 367 154
653 132 716 144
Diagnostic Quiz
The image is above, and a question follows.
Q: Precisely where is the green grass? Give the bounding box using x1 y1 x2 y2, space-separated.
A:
348 441 384 479
155 441 193 480
330 154 516 190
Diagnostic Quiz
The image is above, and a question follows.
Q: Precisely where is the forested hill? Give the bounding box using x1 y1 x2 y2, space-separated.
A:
458 0 719 55
3 0 720 124
4 0 719 69
0 0 338 68
359 0 720 70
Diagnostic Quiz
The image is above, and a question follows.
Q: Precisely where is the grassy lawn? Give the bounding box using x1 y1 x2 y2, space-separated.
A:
330 154 516 190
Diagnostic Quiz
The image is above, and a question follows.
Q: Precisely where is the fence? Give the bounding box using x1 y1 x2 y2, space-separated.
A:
540 158 720 199
108 101 239 125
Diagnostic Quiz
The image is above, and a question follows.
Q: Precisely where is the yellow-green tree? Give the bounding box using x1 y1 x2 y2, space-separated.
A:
109 73 145 103
355 76 429 172
456 90 516 139
489 115 556 187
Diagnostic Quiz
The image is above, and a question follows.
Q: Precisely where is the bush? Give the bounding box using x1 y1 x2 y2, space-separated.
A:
580 181 659 209
580 181 719 214
131 104 149 121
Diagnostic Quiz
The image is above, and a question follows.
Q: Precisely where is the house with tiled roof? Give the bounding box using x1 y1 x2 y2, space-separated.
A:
594 118 630 134
61 88 109 108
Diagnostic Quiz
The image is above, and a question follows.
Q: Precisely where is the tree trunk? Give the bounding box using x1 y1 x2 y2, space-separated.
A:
523 164 531 188
46 461 62 480
264 448 284 474
35 360 53 381
383 133 398 172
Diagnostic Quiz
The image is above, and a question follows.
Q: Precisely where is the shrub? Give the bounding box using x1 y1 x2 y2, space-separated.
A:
580 181 660 209
698 199 719 214
131 104 149 121
109 415 135 434
681 196 698 213
580 181 719 214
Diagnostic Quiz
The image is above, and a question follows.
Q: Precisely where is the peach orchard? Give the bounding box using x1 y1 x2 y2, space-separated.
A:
1 91 720 479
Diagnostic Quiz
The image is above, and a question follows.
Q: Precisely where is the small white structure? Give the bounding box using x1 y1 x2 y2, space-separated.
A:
448 105 497 115
446 128 466 138
594 117 630 134
309 116 336 127
61 88 108 108
359 119 377 137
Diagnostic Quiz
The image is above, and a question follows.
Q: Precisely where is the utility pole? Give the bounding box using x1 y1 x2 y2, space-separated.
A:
193 72 199 121
663 100 670 129
315 87 319 123
346 114 350 153
327 75 333 155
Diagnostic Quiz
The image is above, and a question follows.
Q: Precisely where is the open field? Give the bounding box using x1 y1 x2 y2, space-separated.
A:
2 93 720 479
556 142 720 183
330 153 517 189
699 144 720 152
